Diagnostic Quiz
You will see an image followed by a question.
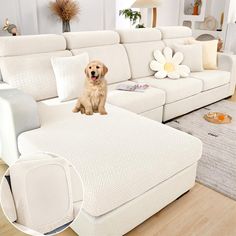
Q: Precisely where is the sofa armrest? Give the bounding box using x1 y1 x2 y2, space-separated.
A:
217 53 236 94
0 89 40 165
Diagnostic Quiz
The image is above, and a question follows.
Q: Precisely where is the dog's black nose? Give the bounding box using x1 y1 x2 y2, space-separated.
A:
91 71 95 76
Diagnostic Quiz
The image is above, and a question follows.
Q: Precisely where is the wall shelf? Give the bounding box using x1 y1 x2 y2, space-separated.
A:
193 29 224 38
179 0 231 48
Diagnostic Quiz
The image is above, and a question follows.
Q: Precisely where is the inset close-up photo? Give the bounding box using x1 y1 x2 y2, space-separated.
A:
0 0 236 235
0 153 83 236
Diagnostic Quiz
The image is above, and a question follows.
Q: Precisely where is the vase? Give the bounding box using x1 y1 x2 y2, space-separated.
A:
62 20 71 33
193 5 199 15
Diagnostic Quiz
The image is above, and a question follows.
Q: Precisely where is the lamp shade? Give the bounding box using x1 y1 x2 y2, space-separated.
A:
131 0 162 8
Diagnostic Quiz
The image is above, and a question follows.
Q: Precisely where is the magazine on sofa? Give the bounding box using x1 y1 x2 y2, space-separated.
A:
116 83 149 92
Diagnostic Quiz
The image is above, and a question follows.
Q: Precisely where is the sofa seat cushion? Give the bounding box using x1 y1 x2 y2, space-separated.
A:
18 99 202 217
190 70 231 91
134 76 203 104
107 81 165 114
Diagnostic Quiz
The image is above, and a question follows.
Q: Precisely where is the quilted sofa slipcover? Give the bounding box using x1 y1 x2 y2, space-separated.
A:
0 26 235 235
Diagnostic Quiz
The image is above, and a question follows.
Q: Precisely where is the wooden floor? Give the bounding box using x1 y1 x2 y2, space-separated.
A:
0 90 235 236
229 89 236 102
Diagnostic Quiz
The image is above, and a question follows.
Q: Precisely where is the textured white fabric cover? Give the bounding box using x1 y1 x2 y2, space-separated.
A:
72 163 197 236
174 44 203 72
71 45 131 84
124 41 165 79
0 51 72 101
141 106 163 122
51 53 89 101
0 177 17 223
117 28 162 43
9 155 74 234
0 35 66 57
163 84 231 121
18 99 202 217
158 26 192 39
70 166 83 218
191 70 231 91
108 81 165 114
217 53 236 95
63 31 120 50
134 76 203 104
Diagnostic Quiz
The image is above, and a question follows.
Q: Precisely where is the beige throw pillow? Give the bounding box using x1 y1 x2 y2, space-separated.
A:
189 39 218 70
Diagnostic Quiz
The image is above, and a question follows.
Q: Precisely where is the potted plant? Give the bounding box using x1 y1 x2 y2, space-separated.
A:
193 0 202 15
50 0 80 32
119 9 144 28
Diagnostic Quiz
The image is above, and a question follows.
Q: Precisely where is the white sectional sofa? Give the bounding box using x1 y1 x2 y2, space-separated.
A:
0 27 235 235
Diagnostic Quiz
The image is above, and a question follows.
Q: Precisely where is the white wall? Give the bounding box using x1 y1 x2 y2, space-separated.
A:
158 0 180 26
0 0 116 36
228 0 236 23
206 0 227 24
116 0 135 29
116 0 180 29
225 1 236 53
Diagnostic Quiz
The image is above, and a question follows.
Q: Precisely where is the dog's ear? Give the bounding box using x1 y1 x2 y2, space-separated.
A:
84 66 89 78
102 64 108 77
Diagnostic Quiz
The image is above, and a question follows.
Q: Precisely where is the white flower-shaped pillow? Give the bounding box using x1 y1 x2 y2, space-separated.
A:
150 47 190 79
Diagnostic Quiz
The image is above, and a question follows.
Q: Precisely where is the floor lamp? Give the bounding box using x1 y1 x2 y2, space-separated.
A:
131 0 162 27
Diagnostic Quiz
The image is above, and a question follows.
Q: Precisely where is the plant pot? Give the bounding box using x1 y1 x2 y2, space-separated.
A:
193 5 199 15
62 20 71 33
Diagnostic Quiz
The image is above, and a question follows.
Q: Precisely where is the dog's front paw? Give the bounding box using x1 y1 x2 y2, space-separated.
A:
100 110 108 115
80 107 85 114
85 110 93 115
72 107 79 113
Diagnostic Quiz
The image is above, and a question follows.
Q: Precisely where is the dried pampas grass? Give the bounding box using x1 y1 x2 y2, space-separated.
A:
50 0 80 21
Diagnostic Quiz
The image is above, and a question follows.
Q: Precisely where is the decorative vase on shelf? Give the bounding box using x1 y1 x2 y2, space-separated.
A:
193 5 199 15
62 20 71 32
192 0 202 16
50 0 80 33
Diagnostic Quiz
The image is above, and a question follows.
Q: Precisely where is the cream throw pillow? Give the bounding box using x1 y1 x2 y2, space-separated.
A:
189 39 218 70
174 44 203 72
51 53 89 102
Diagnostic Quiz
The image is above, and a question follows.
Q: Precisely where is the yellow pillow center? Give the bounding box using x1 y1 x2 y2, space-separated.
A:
164 63 175 72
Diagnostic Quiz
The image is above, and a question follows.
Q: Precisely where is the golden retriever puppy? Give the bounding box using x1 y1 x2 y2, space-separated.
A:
72 61 108 115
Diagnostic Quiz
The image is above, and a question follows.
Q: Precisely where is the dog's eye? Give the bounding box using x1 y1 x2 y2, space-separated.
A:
96 66 100 69
89 67 92 69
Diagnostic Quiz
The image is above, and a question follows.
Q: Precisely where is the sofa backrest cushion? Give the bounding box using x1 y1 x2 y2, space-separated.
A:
118 28 165 79
158 26 193 47
0 34 66 57
64 31 131 84
0 51 72 101
0 35 71 101
64 31 120 49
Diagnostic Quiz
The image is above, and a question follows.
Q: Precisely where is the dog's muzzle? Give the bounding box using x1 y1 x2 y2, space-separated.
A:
91 71 99 81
